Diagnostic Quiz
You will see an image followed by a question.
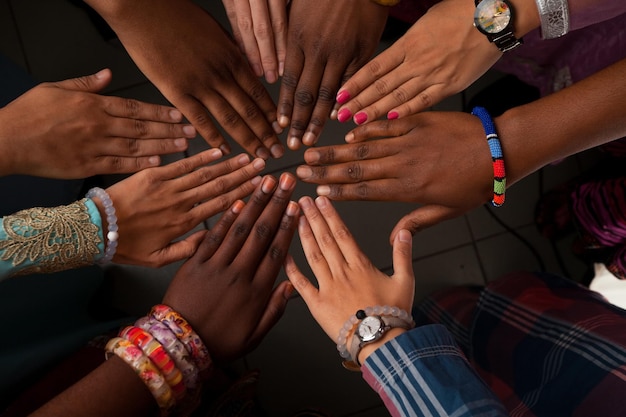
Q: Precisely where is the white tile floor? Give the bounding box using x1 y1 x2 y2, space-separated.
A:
0 0 600 415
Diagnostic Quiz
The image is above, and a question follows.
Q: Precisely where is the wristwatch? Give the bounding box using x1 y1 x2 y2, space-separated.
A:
347 310 412 367
473 0 523 52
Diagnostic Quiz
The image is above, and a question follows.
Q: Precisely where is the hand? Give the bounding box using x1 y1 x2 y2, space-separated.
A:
101 149 268 267
284 196 415 346
222 0 288 84
296 112 494 241
334 0 501 123
162 173 299 361
277 0 388 149
0 69 196 178
89 0 284 159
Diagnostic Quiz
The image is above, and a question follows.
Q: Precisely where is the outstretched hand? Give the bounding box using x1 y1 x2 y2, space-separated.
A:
0 69 196 178
101 149 267 267
334 0 500 123
284 196 415 343
163 173 299 361
277 0 388 150
296 112 494 241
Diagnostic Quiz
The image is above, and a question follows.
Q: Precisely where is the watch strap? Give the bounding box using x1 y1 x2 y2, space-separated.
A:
347 316 413 367
491 31 523 52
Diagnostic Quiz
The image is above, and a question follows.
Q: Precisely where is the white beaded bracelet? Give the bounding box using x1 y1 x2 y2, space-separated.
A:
534 0 569 39
336 305 415 363
86 187 118 264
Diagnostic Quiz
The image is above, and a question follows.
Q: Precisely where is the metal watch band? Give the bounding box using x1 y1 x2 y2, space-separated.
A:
491 31 523 52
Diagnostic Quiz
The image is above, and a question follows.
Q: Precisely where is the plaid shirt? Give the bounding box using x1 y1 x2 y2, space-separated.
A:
362 272 626 416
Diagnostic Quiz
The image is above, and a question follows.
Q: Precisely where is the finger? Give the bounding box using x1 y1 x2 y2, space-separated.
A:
313 196 363 264
175 94 231 154
104 96 187 124
386 83 444 120
176 153 259 191
391 229 415 284
52 68 112 93
300 67 345 147
298 196 346 269
343 118 415 144
233 173 297 275
315 178 405 201
293 212 333 287
190 176 262 221
297 160 392 185
233 0 264 77
284 254 318 303
156 148 224 181
107 118 196 140
247 280 293 350
277 47 304 135
249 0 280 83
389 204 465 245
195 200 245 262
105 138 190 158
268 0 287 77
212 175 278 263
150 229 208 267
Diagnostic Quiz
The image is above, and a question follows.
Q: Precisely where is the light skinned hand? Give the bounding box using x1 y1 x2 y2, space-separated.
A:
277 0 388 150
334 0 501 124
222 0 288 84
97 149 268 268
296 112 493 242
163 173 299 361
284 196 415 345
88 0 284 160
0 69 196 178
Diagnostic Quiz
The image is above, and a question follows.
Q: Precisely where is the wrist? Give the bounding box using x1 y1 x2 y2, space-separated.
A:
0 109 17 176
358 327 407 365
507 0 541 38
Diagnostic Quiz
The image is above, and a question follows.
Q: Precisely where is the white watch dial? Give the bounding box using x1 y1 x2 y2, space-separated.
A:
357 316 383 342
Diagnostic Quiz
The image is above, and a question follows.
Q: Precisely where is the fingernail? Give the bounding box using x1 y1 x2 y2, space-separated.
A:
279 174 296 191
299 196 313 208
336 90 350 104
354 112 368 125
279 115 290 128
261 176 276 193
296 165 312 179
387 111 399 120
209 148 223 158
287 136 300 150
398 229 412 243
183 125 196 136
220 144 231 155
345 132 355 143
256 147 271 160
304 150 320 164
265 70 277 84
303 132 316 146
270 144 285 158
252 158 266 170
284 282 295 299
272 121 283 134
174 138 187 148
95 69 108 79
316 185 330 196
251 176 262 186
237 154 250 165
337 108 352 123
286 201 299 217
169 109 182 120
315 196 328 208
330 109 338 120
232 200 245 214
252 63 263 77
149 156 160 166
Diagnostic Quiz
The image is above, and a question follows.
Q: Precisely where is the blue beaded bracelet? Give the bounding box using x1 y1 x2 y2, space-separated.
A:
471 106 506 207
86 187 118 263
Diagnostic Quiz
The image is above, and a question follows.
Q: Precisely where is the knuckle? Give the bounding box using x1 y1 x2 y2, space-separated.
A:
356 183 369 198
281 73 298 90
418 92 433 109
392 87 409 104
345 163 363 181
367 60 384 77
127 138 140 155
134 119 149 137
254 22 272 39
255 222 272 240
355 144 369 160
295 89 315 107
317 86 334 104
269 245 284 261
374 78 390 96
272 19 286 34
213 194 233 213
234 222 250 237
248 82 267 102
237 16 253 32
124 99 141 118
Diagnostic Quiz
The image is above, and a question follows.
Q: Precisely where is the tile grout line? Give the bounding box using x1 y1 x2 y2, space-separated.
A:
7 0 31 74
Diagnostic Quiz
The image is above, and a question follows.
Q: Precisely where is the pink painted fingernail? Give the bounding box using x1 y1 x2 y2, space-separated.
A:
337 108 352 123
388 111 399 120
336 90 350 104
354 112 368 125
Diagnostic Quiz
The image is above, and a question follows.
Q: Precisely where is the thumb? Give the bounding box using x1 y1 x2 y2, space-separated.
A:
392 229 414 279
389 204 465 245
52 68 112 93
153 230 207 266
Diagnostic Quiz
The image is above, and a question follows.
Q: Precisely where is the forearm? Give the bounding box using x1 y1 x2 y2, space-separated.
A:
496 57 626 187
30 356 156 417
0 108 19 176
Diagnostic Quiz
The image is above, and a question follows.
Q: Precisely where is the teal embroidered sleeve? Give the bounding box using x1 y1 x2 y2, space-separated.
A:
0 198 104 280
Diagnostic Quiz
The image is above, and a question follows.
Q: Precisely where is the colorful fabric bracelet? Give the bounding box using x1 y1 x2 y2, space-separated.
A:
471 106 507 207
86 187 118 263
135 316 200 391
105 337 176 415
120 326 186 401
150 304 213 375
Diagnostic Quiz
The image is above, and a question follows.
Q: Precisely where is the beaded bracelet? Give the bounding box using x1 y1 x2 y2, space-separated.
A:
120 326 186 401
86 187 118 263
151 305 213 374
471 107 506 207
105 337 176 415
135 316 200 391
336 305 415 364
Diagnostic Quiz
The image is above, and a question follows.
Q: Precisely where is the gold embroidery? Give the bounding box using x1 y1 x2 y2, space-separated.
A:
0 199 101 276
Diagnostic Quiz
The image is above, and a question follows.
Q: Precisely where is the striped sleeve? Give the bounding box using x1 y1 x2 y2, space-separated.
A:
362 324 509 417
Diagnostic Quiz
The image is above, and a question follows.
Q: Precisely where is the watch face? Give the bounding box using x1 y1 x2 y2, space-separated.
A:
357 316 383 342
474 0 512 34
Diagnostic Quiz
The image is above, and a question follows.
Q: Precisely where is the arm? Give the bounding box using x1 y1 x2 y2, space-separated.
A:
82 0 284 159
30 173 299 416
0 70 195 178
